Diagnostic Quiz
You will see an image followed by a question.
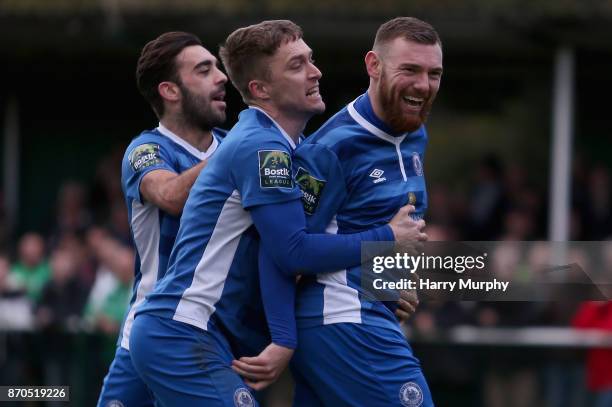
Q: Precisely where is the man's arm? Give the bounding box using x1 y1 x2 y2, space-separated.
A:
231 247 296 390
250 199 425 276
140 160 206 216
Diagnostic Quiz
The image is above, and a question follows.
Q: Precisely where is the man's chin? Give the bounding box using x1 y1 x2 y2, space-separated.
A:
313 102 326 115
303 102 326 117
211 112 227 127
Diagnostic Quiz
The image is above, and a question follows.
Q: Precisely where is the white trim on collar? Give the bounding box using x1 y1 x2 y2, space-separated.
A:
347 100 407 146
157 123 219 160
249 106 298 150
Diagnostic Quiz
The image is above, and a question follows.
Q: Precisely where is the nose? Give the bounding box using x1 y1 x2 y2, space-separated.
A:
216 67 228 85
308 61 322 81
413 72 429 94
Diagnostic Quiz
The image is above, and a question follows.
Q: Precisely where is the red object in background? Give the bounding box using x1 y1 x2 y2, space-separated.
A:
572 301 612 391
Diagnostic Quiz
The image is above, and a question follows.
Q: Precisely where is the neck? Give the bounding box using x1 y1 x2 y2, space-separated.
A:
251 102 306 143
160 115 213 152
367 85 387 126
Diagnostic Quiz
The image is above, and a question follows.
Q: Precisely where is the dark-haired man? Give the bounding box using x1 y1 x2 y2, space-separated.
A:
129 20 425 407
97 31 227 407
239 17 441 406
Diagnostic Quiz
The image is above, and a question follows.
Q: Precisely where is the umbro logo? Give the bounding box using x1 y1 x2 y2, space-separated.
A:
369 169 387 184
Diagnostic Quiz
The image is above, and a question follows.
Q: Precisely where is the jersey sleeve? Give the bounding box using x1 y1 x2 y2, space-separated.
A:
122 138 177 204
258 245 297 349
293 143 348 232
230 131 302 209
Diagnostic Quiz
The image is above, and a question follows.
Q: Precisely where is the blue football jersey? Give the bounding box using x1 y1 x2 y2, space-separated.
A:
119 124 223 350
136 107 302 356
293 93 428 330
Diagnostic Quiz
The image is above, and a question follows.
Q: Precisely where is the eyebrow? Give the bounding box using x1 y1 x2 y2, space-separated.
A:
193 59 216 71
398 63 443 72
286 51 312 66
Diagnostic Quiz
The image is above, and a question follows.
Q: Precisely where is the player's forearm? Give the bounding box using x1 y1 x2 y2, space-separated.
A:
259 246 297 349
251 200 394 276
144 161 206 215
284 226 393 274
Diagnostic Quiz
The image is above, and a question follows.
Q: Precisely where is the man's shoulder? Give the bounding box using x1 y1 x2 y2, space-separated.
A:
123 128 190 170
128 128 165 146
306 106 365 148
124 128 181 159
228 112 293 153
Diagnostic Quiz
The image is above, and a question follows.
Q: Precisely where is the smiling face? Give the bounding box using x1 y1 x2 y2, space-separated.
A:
174 45 228 130
371 37 443 133
263 38 325 121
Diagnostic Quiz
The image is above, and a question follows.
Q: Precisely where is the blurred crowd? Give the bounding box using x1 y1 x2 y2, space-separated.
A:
0 146 130 336
0 147 610 406
411 153 612 407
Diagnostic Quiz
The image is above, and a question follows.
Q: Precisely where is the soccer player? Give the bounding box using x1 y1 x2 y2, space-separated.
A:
129 20 425 406
238 17 442 406
96 32 228 407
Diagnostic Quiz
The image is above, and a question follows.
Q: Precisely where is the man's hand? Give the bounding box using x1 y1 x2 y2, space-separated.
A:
231 343 294 390
389 205 427 244
396 289 419 322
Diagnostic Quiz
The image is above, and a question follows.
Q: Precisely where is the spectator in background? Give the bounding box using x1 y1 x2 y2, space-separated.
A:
583 165 612 240
572 301 612 407
106 201 131 247
55 232 97 292
500 207 536 241
51 181 92 238
11 232 51 303
467 154 506 240
572 242 612 407
0 253 33 330
84 228 133 336
90 146 124 223
36 247 88 332
427 186 461 233
0 190 8 250
35 246 88 390
83 227 134 389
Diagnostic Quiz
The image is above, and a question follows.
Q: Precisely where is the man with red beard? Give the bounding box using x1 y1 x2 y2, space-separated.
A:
236 17 442 406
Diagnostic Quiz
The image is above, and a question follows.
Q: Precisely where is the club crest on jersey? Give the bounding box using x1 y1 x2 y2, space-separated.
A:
233 387 254 407
105 401 125 407
399 381 424 407
408 192 417 205
369 168 387 184
295 167 326 215
129 143 162 172
412 152 423 176
258 150 293 189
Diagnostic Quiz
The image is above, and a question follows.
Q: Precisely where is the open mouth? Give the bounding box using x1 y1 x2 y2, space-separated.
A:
211 90 226 102
402 95 424 108
306 86 320 98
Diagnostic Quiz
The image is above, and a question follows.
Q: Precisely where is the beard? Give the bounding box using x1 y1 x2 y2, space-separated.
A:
179 83 226 131
378 69 434 133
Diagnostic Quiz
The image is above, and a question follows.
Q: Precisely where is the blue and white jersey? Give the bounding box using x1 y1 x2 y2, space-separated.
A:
136 107 302 356
119 124 224 350
293 93 428 331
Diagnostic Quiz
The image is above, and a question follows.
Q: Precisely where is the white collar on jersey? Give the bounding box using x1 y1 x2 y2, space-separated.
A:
156 123 219 160
248 106 298 150
347 100 407 146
